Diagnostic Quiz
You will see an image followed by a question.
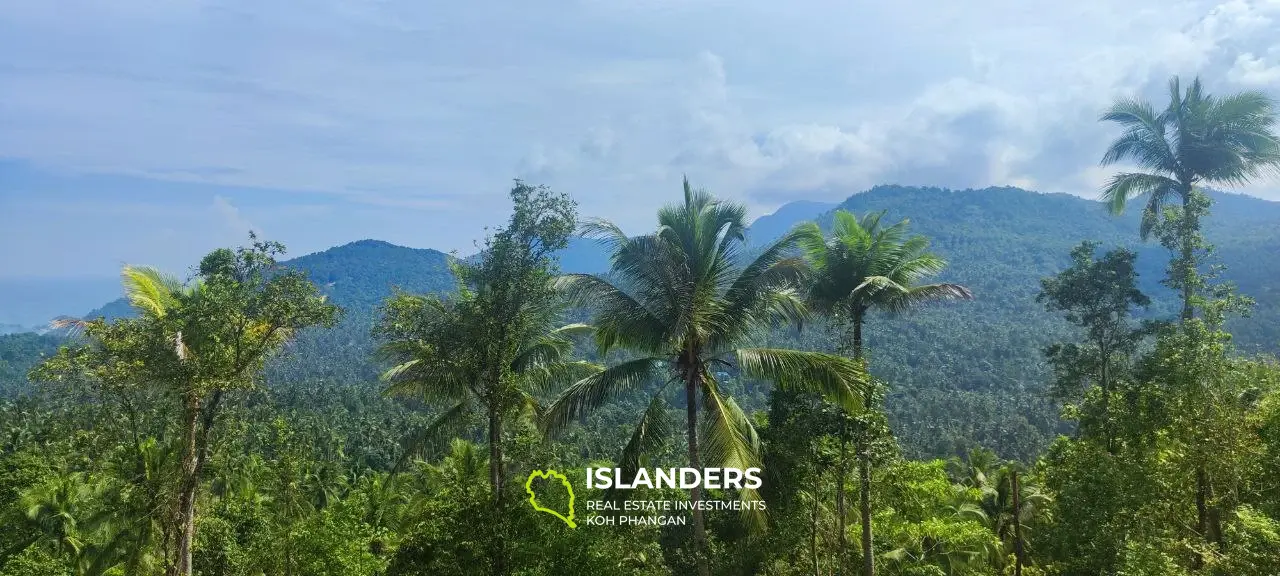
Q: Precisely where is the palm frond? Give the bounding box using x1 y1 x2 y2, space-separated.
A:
380 354 476 404
556 274 668 355
735 348 867 413
579 218 632 255
880 282 974 315
392 400 473 476
121 266 184 319
542 357 663 435
605 388 673 502
522 360 604 395
719 225 811 329
49 316 91 338
700 376 766 533
1098 172 1180 216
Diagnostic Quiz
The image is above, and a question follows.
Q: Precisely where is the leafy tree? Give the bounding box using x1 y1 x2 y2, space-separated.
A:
546 178 868 576
1037 241 1151 450
796 209 971 575
32 237 339 576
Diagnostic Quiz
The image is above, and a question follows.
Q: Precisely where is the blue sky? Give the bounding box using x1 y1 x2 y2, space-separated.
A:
2 0 1280 280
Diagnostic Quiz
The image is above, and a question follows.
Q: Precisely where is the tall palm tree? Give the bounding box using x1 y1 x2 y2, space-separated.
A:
1099 75 1280 322
796 210 972 576
1099 76 1280 554
546 178 868 576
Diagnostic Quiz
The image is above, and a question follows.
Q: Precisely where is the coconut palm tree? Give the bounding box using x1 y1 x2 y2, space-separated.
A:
1099 75 1280 322
545 178 868 576
376 283 599 487
1099 76 1280 554
796 210 972 576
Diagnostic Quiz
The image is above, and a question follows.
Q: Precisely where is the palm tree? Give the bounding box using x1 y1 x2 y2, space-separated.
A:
979 465 1052 576
1099 76 1280 322
377 283 599 488
796 210 972 576
546 178 868 576
1099 76 1280 553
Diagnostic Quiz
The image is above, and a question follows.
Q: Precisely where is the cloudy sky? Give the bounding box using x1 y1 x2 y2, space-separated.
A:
2 0 1280 280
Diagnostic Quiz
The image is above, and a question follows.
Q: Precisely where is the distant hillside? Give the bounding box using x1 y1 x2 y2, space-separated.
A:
747 199 838 243
76 240 456 385
502 185 1280 457
5 186 1278 459
0 332 62 395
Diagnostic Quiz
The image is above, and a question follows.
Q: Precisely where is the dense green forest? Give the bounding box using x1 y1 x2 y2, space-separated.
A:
1 76 1279 575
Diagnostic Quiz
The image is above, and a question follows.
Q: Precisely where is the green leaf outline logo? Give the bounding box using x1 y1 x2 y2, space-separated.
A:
525 469 577 528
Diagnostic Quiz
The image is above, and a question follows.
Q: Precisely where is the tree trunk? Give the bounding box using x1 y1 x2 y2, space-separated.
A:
859 449 873 576
852 314 874 576
685 364 710 576
489 401 506 576
837 425 848 575
1099 340 1114 453
1179 195 1196 323
1177 192 1224 557
1012 470 1023 576
166 393 201 576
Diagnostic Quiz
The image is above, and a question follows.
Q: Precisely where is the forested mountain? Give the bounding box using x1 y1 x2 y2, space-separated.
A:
4 185 1278 462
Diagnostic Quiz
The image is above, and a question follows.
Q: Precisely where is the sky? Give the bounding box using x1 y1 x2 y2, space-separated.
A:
2 0 1280 280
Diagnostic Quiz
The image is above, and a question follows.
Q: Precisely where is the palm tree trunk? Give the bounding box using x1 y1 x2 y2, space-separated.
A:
1178 194 1196 323
488 399 506 576
1012 470 1023 576
1176 191 1224 556
685 364 710 576
166 393 201 576
852 314 874 576
837 425 848 574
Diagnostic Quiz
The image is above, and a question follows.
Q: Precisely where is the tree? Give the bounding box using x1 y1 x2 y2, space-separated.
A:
795 209 971 576
33 237 340 576
546 178 868 576
1037 241 1151 451
983 465 1051 576
375 181 591 576
1099 76 1280 558
1099 76 1280 323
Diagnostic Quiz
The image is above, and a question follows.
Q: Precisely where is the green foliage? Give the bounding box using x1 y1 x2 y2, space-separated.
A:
547 177 868 557
1 94 1279 576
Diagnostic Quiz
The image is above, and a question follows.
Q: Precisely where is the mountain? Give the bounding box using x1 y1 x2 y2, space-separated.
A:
747 199 838 243
4 186 1278 460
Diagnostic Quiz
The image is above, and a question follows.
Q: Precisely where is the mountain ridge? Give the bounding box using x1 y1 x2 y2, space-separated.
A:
5 184 1278 459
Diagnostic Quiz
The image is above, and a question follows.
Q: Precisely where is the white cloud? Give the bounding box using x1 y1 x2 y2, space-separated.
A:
1 0 1279 243
1228 52 1280 86
211 195 261 240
